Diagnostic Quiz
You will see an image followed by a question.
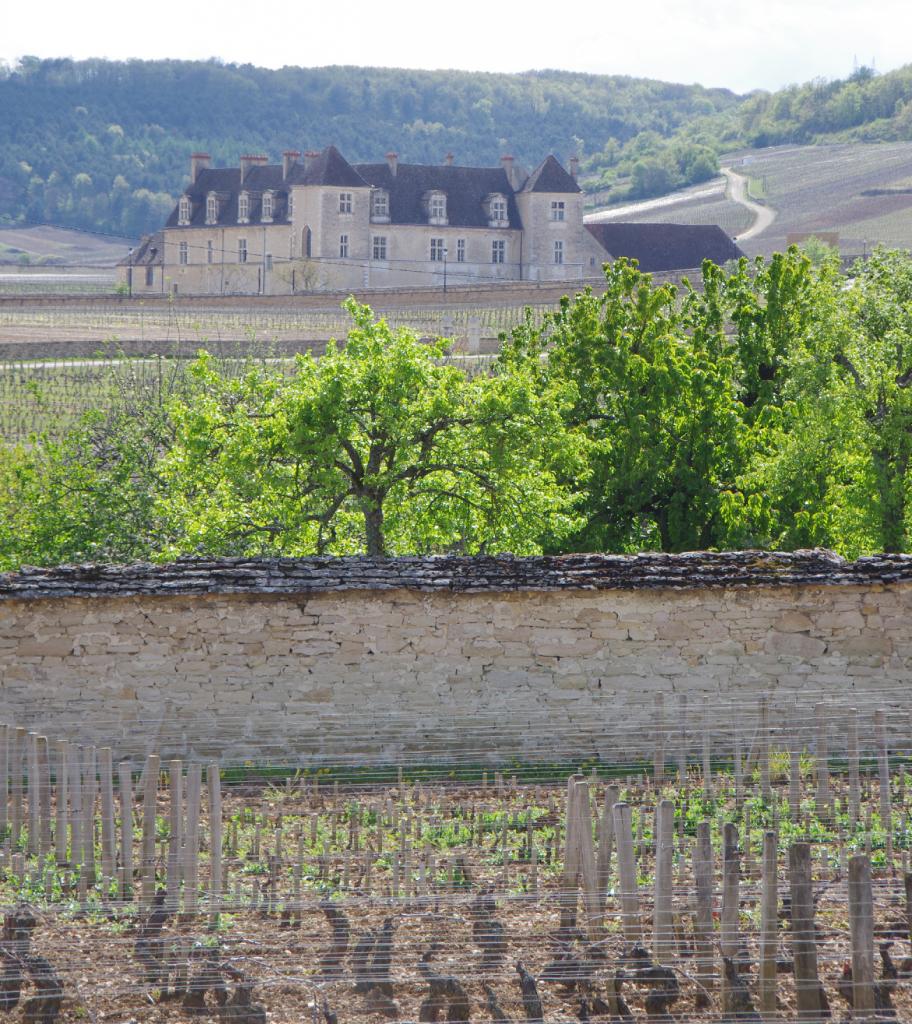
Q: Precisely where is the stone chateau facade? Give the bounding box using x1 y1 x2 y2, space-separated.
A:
120 146 612 295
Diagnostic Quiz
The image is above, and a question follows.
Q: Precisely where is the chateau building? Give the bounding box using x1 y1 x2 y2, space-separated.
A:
121 146 610 295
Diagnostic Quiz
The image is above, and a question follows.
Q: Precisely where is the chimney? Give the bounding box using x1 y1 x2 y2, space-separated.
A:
444 153 454 167
239 154 266 183
190 152 210 184
283 150 300 180
501 154 515 188
303 150 320 172
569 155 580 179
386 152 398 177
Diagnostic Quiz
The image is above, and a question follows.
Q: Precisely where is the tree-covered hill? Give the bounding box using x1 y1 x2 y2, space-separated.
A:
0 58 740 239
4 57 912 243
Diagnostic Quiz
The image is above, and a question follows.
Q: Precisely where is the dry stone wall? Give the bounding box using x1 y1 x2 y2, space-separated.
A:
1 552 911 763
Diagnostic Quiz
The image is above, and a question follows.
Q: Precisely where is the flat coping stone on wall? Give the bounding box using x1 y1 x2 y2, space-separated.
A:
2 550 912 602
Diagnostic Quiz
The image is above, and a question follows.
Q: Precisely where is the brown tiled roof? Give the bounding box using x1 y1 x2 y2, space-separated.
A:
353 162 523 229
585 222 744 271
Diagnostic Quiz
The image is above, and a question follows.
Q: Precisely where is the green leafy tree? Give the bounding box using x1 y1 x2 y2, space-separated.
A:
155 300 585 557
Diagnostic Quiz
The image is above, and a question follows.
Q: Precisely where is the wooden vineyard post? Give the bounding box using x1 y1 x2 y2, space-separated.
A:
166 759 183 913
758 696 771 802
789 842 825 1020
654 694 665 786
117 760 133 900
720 822 740 1014
875 710 893 867
0 724 8 839
55 740 68 866
847 707 861 830
183 763 202 917
99 747 116 887
693 820 714 1004
11 726 24 849
141 753 159 910
612 802 641 945
37 735 52 856
82 745 97 881
815 703 831 822
573 778 602 939
560 775 582 933
27 732 39 856
847 853 875 1018
759 830 778 1018
208 763 222 930
68 745 83 873
721 823 740 957
596 783 618 912
653 799 674 963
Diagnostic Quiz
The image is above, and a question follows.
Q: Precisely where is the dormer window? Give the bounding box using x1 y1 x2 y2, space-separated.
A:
371 189 389 223
205 192 218 225
485 193 509 228
428 191 447 225
238 191 250 224
178 195 191 226
261 191 274 223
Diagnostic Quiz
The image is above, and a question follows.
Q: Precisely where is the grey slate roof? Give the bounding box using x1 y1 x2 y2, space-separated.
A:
287 146 369 188
585 222 744 272
162 147 581 231
165 163 291 229
118 231 163 266
522 155 582 194
353 162 523 229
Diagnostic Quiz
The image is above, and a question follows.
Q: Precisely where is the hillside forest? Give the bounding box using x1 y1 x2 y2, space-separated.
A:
4 247 912 568
3 58 912 240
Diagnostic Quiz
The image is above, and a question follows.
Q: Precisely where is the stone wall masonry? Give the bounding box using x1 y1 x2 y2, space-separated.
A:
1 552 911 764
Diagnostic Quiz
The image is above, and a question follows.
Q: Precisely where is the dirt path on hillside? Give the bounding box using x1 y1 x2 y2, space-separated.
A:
722 165 776 240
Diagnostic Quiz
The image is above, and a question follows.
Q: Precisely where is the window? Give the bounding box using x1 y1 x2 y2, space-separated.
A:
430 237 446 262
304 227 312 258
290 233 296 258
178 195 191 226
551 201 565 222
238 192 249 224
179 241 188 265
287 192 294 218
372 235 387 261
427 191 447 224
265 254 273 271
206 193 218 225
238 238 248 264
262 191 274 222
553 240 564 265
207 240 213 264
339 192 352 214
456 239 465 263
487 194 508 226
145 266 154 286
371 190 389 221
492 239 506 264
339 234 349 258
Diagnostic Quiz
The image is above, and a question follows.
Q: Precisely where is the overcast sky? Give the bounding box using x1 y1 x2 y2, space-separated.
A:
4 0 911 94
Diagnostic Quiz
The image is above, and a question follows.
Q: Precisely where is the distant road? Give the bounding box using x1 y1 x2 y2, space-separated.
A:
722 166 776 240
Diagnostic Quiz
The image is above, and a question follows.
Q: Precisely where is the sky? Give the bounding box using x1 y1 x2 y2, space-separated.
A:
4 0 912 94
